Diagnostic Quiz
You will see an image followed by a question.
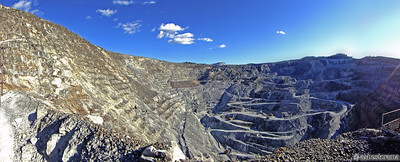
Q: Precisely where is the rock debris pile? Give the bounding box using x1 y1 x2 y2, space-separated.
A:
261 128 400 161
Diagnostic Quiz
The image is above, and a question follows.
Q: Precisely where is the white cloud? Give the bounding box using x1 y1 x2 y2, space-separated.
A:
143 1 156 4
117 21 142 34
276 30 286 35
151 27 156 32
12 0 42 15
175 33 194 38
169 38 195 45
30 9 41 14
157 23 186 38
218 44 226 48
159 23 185 32
168 33 194 45
157 31 164 38
157 23 214 45
113 18 119 21
168 38 195 45
96 9 118 17
12 0 31 11
157 31 178 39
86 16 92 19
198 38 213 42
113 0 134 5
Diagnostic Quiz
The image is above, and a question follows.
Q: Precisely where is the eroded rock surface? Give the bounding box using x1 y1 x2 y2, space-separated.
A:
1 91 164 161
1 4 400 161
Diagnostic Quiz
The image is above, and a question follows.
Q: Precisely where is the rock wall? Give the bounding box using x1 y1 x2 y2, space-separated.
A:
0 4 224 160
1 91 157 161
346 58 400 129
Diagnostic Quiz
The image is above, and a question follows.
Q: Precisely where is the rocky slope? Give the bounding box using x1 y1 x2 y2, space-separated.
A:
1 4 400 161
261 128 400 161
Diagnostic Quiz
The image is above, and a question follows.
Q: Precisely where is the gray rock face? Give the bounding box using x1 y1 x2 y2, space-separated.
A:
0 91 162 161
199 69 352 155
0 102 14 161
1 5 400 161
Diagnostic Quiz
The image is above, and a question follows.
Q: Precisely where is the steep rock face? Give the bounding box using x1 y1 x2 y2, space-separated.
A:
1 5 400 160
346 58 400 129
0 6 199 143
0 5 224 160
1 91 154 161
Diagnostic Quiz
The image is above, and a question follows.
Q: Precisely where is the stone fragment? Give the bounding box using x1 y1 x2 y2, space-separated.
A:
21 144 36 162
46 133 62 156
142 146 161 158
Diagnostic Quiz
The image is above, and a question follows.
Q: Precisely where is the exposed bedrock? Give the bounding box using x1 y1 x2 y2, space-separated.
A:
201 82 352 155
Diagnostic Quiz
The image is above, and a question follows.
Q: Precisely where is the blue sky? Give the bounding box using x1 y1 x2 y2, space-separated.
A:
2 0 400 64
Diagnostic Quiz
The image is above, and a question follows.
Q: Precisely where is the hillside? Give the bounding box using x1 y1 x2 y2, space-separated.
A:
1 4 399 161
